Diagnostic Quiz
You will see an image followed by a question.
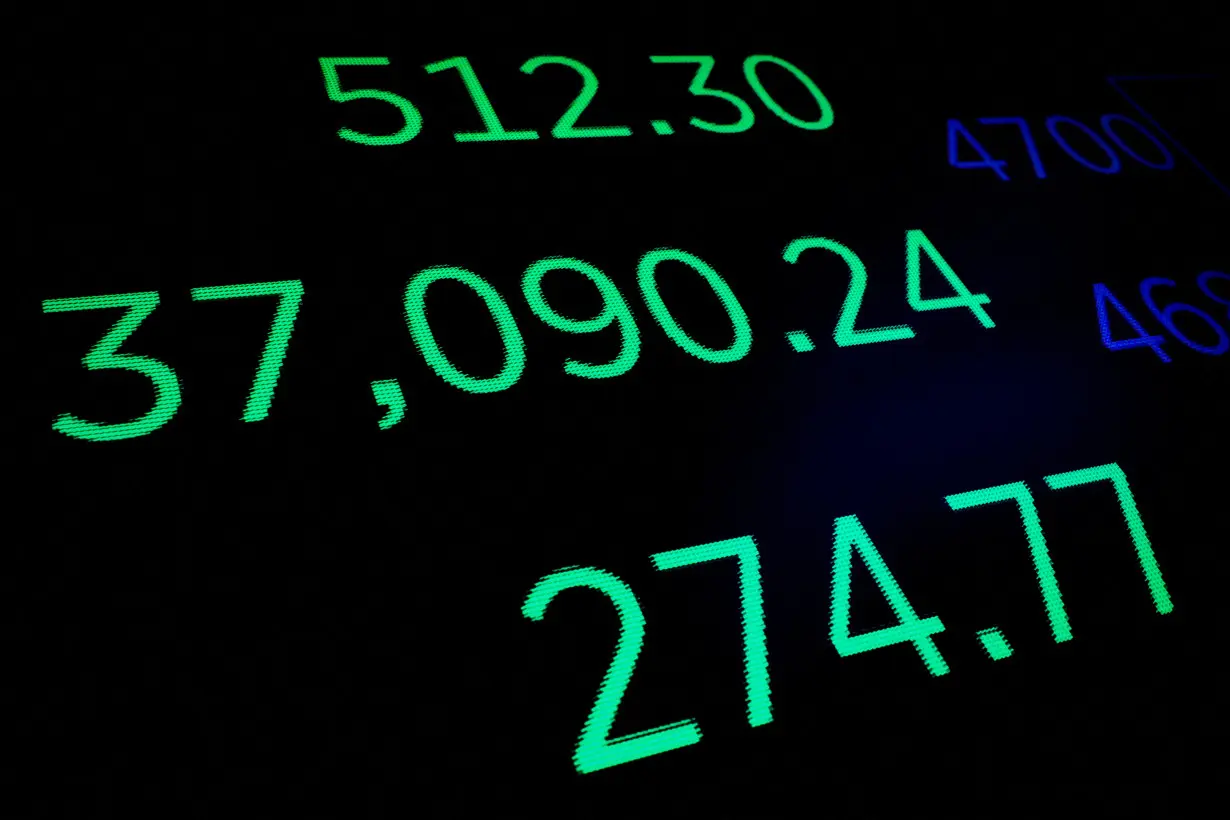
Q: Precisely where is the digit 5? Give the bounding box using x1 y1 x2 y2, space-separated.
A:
318 57 423 145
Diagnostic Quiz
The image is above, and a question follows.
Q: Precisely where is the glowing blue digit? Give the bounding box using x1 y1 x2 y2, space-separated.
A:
1140 277 1228 356
1093 283 1170 362
1196 271 1229 321
1046 116 1121 174
1099 114 1175 170
979 117 1048 178
947 119 1008 181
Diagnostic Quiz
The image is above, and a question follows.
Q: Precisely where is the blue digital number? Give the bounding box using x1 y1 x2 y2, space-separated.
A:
1099 114 1175 170
979 117 1048 178
1046 116 1121 174
1093 283 1169 362
1196 270 1229 321
947 118 1008 181
1140 277 1228 356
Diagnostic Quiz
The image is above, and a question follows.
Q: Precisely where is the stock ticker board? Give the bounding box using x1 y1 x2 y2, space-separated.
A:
12 2 1230 816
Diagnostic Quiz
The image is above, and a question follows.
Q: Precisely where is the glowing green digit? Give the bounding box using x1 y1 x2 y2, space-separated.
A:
522 257 640 378
404 266 525 394
519 56 632 138
522 566 703 774
830 515 949 676
651 536 772 726
637 248 752 363
741 55 834 130
1043 463 1172 615
783 236 916 346
423 56 539 142
190 280 303 423
945 482 1072 643
906 229 995 328
650 56 755 134
318 57 423 146
42 292 181 442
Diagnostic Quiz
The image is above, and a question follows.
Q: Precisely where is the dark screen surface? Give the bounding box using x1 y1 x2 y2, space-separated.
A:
12 2 1229 816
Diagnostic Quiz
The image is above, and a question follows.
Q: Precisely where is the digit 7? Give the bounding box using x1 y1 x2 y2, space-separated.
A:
650 536 772 727
978 117 1048 178
945 481 1072 643
190 280 304 422
1043 463 1172 615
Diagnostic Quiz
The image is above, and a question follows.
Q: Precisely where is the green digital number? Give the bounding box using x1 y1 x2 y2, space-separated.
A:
1043 463 1172 615
742 55 834 130
43 292 182 442
522 257 640 378
649 55 755 134
190 280 304 423
520 56 632 138
318 57 423 145
945 481 1071 642
404 266 526 393
830 515 949 676
783 236 915 346
637 248 753 363
424 56 539 142
522 566 703 774
651 536 772 727
906 229 995 328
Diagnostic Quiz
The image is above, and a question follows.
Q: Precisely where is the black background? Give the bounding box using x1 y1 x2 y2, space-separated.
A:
11 2 1229 816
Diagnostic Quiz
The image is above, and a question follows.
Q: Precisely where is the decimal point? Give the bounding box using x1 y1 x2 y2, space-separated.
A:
785 330 815 352
650 120 675 136
976 627 1014 661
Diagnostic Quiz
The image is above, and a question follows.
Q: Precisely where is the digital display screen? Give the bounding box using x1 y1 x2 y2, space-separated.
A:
15 3 1229 815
